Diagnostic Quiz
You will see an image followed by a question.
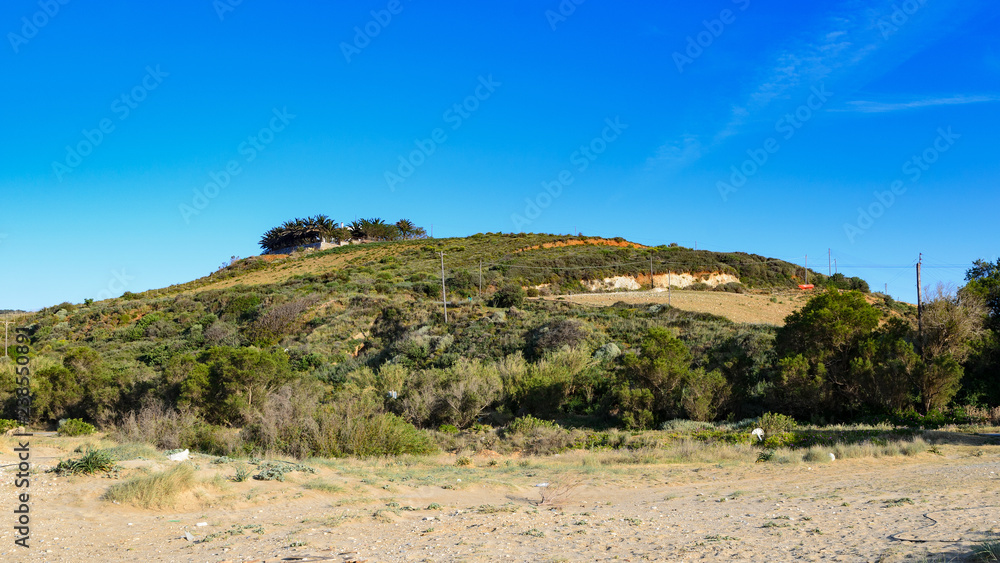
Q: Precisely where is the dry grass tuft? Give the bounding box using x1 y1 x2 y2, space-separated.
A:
101 463 195 508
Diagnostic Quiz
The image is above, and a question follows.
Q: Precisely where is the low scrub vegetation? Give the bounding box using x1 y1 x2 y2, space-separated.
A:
0 233 997 461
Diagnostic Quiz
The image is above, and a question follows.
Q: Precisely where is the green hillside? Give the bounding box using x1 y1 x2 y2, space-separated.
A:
1 232 993 460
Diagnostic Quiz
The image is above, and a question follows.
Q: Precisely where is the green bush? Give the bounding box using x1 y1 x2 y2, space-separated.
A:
491 283 525 308
756 412 797 434
0 419 19 433
58 418 97 436
506 414 559 435
313 395 437 458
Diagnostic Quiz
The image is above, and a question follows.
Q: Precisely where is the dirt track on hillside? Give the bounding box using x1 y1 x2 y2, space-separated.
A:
541 289 813 326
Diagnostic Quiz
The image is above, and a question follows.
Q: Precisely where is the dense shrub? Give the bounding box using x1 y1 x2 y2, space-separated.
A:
491 283 525 308
58 418 97 436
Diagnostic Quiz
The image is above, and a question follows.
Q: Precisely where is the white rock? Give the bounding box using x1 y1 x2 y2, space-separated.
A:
829 453 836 461
167 449 190 461
196 522 208 527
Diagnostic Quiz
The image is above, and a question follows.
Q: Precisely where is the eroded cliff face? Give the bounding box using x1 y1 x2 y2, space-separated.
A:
580 272 741 292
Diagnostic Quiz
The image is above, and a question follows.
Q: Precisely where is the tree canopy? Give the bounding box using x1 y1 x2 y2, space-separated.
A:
259 216 426 253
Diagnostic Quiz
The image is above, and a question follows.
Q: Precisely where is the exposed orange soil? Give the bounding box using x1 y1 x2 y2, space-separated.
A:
515 238 647 252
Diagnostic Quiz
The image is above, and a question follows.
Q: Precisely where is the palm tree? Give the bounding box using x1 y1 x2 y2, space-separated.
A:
395 219 427 239
259 215 339 253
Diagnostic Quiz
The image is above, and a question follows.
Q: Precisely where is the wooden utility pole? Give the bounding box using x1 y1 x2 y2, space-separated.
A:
916 254 923 357
440 252 448 323
1 320 14 357
828 249 832 276
834 258 837 274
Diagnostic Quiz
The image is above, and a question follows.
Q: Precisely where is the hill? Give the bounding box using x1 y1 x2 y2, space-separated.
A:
0 232 927 461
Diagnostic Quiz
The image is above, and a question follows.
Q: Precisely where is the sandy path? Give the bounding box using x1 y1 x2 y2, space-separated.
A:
541 290 811 326
2 441 998 563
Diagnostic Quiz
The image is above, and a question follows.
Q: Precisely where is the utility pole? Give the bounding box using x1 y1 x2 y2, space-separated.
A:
828 249 832 276
916 254 923 358
834 258 837 274
1 320 14 357
440 252 448 323
804 255 808 285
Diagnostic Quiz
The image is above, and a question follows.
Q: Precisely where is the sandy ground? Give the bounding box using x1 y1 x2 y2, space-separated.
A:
2 436 999 562
541 290 812 326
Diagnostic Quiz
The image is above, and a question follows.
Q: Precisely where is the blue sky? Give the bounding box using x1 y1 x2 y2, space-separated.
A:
1 0 997 310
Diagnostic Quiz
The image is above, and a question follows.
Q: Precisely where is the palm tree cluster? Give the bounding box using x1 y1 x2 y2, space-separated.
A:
348 218 427 242
259 216 426 253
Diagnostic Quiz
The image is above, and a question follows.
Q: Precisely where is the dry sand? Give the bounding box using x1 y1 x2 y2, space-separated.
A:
2 436 999 562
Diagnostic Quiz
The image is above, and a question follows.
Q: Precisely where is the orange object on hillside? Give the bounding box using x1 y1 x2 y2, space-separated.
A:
798 284 815 290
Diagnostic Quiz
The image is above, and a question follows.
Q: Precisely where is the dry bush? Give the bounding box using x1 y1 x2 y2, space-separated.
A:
241 381 323 459
537 475 586 506
111 402 194 449
111 402 243 455
964 404 1000 426
249 296 320 344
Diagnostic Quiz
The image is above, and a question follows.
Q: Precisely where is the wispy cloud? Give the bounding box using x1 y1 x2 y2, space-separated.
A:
841 94 1000 113
645 134 702 169
648 0 987 172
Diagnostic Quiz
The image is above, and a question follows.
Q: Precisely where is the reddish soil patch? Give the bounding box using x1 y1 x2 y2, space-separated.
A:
516 238 647 253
